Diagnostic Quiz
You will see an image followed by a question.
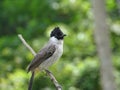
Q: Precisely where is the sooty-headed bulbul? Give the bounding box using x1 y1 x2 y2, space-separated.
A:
27 27 66 90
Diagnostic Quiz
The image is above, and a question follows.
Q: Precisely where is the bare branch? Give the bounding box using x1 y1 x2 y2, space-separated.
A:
45 69 62 90
18 34 62 90
18 34 36 56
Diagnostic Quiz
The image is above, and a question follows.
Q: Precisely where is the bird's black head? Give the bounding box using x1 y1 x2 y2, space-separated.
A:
50 27 66 40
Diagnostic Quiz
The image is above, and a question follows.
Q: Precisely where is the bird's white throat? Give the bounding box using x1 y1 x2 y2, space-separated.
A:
49 36 63 45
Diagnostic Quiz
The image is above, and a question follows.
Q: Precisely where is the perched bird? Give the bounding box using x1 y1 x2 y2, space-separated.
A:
27 27 66 90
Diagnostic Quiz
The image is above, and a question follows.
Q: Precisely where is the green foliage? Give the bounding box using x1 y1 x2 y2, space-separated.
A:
74 59 100 90
0 0 120 90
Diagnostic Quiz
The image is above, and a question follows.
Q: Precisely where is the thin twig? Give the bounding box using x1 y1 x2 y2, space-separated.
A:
18 34 62 90
45 70 62 90
18 34 36 56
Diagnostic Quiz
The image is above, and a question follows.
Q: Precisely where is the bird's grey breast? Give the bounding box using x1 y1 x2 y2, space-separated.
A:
39 42 63 70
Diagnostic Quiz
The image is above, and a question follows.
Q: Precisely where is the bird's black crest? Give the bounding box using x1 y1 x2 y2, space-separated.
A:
50 27 66 40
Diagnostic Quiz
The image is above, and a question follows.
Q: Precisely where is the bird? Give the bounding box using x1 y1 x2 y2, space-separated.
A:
27 27 66 90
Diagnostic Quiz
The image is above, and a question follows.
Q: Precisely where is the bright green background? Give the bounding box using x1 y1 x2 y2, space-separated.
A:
0 0 120 90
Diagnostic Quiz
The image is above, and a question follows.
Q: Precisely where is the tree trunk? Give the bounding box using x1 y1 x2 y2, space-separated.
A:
91 0 116 90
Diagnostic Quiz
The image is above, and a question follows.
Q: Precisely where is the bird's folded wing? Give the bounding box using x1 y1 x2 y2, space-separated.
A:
27 45 56 72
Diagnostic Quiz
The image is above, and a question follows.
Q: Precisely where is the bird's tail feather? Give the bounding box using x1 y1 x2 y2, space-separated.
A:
28 71 35 90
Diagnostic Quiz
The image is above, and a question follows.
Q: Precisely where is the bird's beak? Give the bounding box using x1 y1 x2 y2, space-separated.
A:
63 34 67 37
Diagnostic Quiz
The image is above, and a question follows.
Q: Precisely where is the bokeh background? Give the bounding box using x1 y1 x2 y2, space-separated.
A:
0 0 120 90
